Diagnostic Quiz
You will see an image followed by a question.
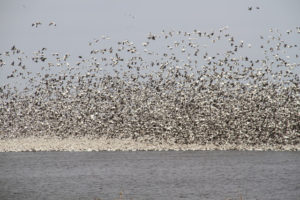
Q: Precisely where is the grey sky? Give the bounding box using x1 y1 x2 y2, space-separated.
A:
0 0 300 89
1 0 299 56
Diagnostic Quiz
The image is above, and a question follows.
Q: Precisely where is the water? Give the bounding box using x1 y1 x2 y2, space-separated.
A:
0 151 299 200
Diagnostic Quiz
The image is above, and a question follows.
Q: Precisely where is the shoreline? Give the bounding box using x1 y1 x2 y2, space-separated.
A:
0 136 299 152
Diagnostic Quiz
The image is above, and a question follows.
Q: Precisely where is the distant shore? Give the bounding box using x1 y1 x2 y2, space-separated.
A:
0 136 298 152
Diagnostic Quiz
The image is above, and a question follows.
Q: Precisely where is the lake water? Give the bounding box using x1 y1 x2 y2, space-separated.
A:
0 151 299 200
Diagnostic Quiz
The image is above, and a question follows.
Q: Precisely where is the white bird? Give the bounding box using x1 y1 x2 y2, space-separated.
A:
49 22 56 26
32 22 42 28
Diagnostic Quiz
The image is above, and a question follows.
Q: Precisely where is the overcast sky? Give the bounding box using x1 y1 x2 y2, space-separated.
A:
0 0 299 89
1 0 299 56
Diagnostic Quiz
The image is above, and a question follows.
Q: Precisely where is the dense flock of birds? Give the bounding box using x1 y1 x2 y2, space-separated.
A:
0 26 299 147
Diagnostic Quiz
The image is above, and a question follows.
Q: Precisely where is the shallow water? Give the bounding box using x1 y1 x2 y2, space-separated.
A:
0 151 299 200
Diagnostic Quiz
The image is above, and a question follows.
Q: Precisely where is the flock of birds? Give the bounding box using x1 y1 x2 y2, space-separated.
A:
0 24 299 148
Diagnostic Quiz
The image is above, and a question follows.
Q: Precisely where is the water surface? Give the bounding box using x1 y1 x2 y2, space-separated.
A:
0 151 299 200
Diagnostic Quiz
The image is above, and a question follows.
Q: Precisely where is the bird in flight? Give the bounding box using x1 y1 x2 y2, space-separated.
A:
49 22 56 26
32 22 42 28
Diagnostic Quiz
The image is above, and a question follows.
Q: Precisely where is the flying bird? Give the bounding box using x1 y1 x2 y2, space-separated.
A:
49 22 56 26
32 22 42 28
